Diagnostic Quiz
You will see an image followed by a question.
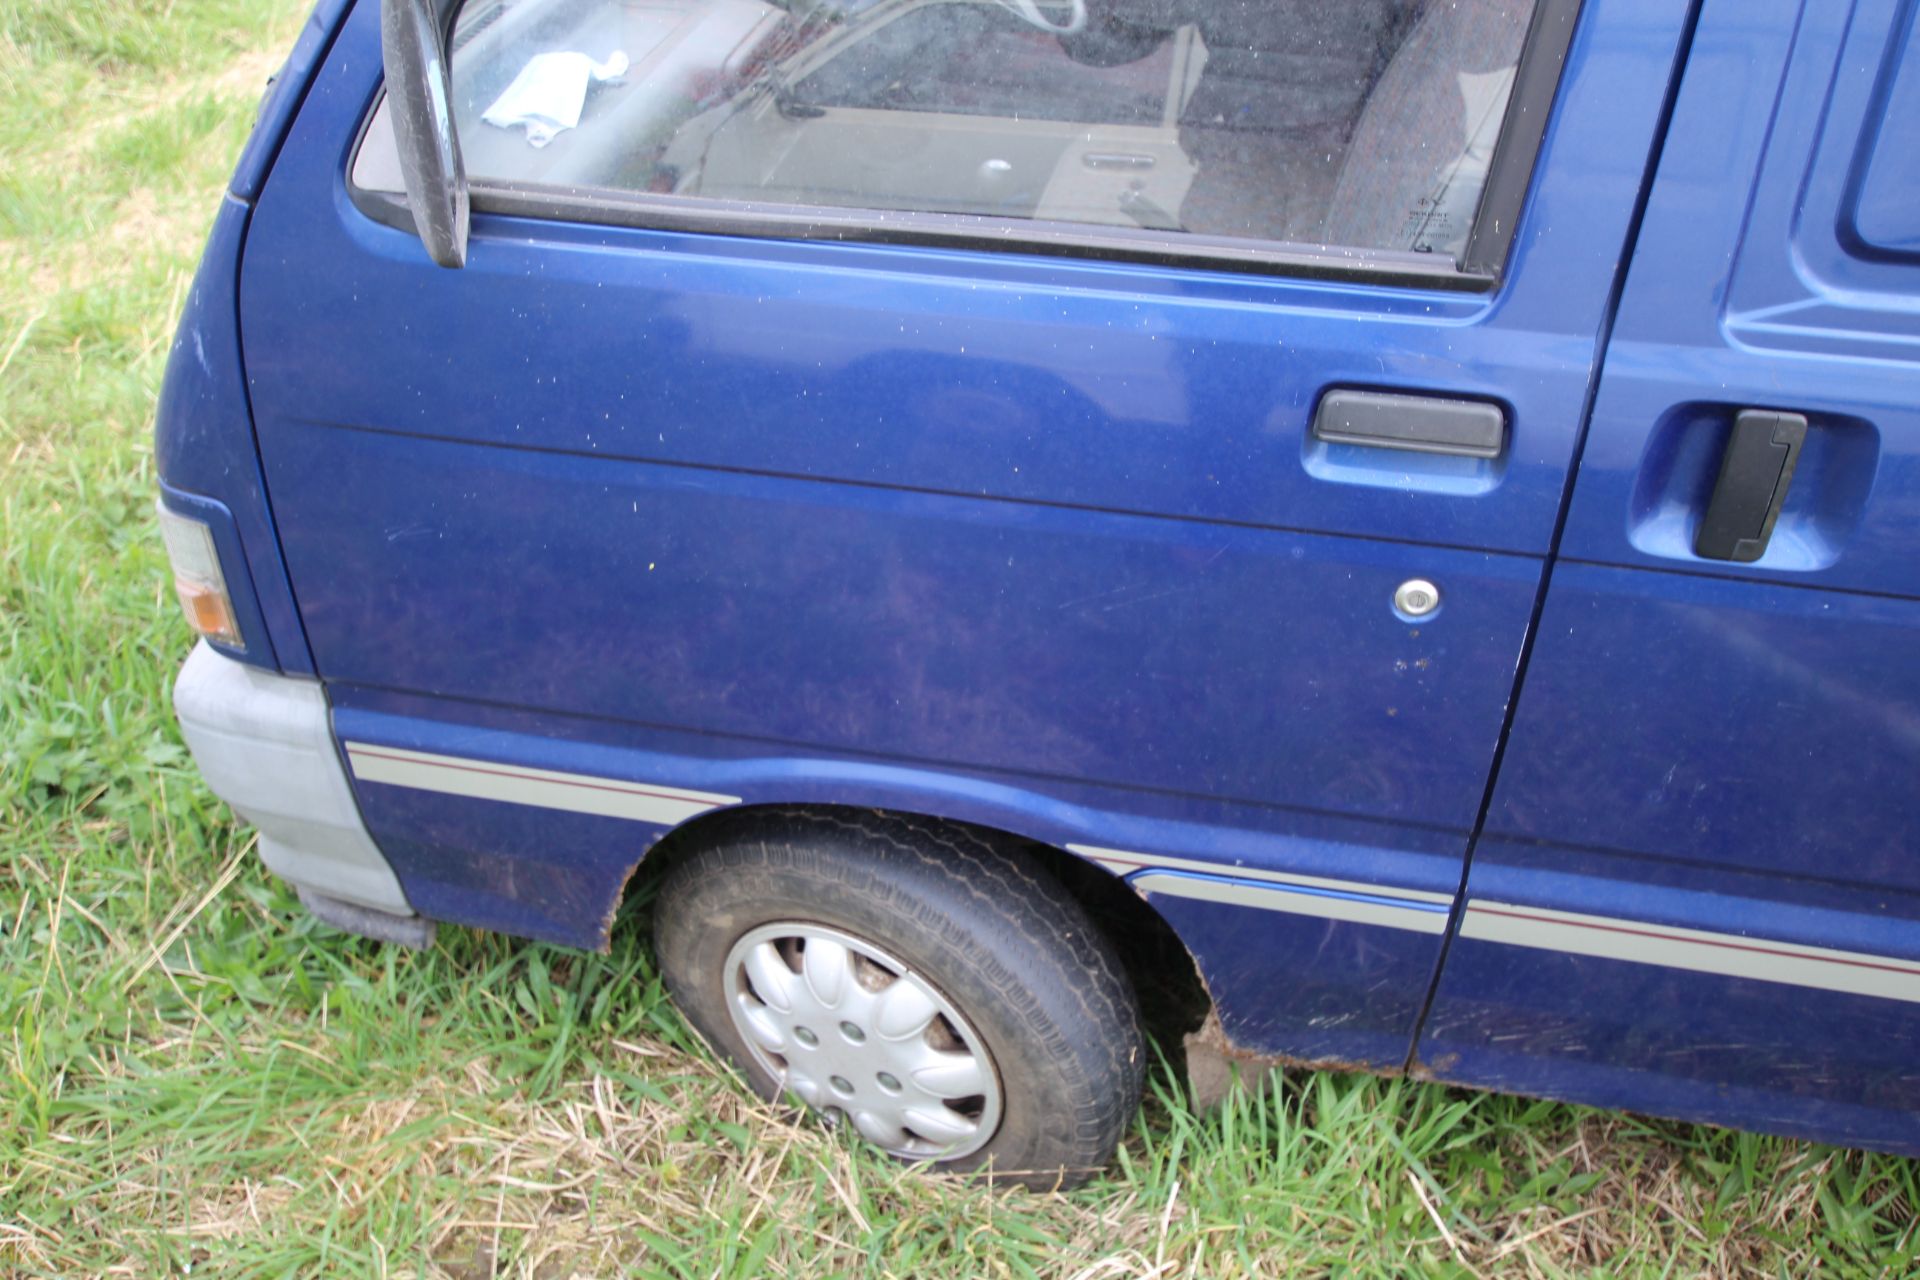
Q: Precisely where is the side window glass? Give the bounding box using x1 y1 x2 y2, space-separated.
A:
793 6 1175 125
1848 3 1920 260
427 0 1538 265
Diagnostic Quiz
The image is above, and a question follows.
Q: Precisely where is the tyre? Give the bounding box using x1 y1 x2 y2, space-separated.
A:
653 810 1145 1188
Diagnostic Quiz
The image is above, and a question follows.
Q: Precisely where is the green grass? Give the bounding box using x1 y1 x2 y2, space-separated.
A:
2 1 1918 1275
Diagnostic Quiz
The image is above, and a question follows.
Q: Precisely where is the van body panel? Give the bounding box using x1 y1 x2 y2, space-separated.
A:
331 683 1467 1055
229 0 357 201
1421 918 1920 1156
262 418 1544 829
1418 0 1920 1150
1558 0 1920 597
234 0 1692 1073
154 195 311 673
1480 563 1920 896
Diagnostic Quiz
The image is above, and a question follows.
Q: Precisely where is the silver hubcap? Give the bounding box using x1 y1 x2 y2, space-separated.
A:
722 922 1003 1160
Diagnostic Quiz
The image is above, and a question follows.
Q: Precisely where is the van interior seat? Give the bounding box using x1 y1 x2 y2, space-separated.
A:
1318 0 1533 257
1172 0 1415 243
1172 0 1532 258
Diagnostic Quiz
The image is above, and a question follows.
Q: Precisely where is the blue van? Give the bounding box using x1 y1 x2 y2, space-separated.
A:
156 0 1920 1185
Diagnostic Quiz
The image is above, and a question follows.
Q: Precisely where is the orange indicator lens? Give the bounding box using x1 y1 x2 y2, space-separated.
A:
157 502 243 647
175 577 241 645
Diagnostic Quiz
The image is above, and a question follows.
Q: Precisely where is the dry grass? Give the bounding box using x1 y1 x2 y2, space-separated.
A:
13 1002 1888 1280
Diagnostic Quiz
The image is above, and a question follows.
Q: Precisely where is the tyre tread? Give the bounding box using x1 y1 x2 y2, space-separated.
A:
654 809 1145 1186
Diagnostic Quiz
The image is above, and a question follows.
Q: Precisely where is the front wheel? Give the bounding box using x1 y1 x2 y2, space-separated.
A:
653 811 1144 1187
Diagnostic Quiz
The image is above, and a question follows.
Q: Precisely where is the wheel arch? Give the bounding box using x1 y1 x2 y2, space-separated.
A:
631 802 1214 1058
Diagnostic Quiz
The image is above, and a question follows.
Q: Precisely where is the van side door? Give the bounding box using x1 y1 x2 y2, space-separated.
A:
1418 0 1920 1154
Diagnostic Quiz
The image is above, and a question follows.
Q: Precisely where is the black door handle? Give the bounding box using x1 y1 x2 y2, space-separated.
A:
1695 410 1808 562
1311 389 1506 459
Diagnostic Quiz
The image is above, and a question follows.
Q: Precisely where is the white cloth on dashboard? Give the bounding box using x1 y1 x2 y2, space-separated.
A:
482 50 629 148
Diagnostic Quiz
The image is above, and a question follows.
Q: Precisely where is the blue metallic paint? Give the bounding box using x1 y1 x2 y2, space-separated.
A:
1484 562 1920 895
229 0 358 202
1418 939 1920 1157
327 685 1472 904
333 683 1477 1062
233 0 1694 1076
1557 0 1920 595
329 685 1472 925
348 787 651 949
1141 885 1446 1068
153 196 311 673
152 0 364 672
341 729 1465 1060
246 0 1689 555
1417 0 1920 1154
278 422 1545 829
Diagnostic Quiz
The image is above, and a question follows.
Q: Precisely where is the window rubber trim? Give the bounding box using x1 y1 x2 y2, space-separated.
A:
348 0 1586 291
1460 0 1585 277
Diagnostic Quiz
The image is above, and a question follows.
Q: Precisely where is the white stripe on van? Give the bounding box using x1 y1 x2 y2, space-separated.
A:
1066 842 1455 905
1460 900 1920 1005
339 751 1920 1004
1129 870 1451 934
343 742 738 827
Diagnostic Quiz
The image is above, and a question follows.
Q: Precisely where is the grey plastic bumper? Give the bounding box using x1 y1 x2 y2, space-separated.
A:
172 641 418 919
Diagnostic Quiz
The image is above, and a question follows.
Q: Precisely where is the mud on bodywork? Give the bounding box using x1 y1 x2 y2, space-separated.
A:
1179 1009 1404 1111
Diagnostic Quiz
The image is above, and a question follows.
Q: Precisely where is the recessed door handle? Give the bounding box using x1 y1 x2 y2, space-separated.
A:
1695 409 1807 562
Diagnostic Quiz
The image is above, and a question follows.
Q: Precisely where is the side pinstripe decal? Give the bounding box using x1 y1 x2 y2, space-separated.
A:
1074 844 1920 1002
1130 871 1452 934
342 743 739 826
1068 842 1454 934
1460 900 1920 1006
1065 843 1455 903
337 754 1920 1004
